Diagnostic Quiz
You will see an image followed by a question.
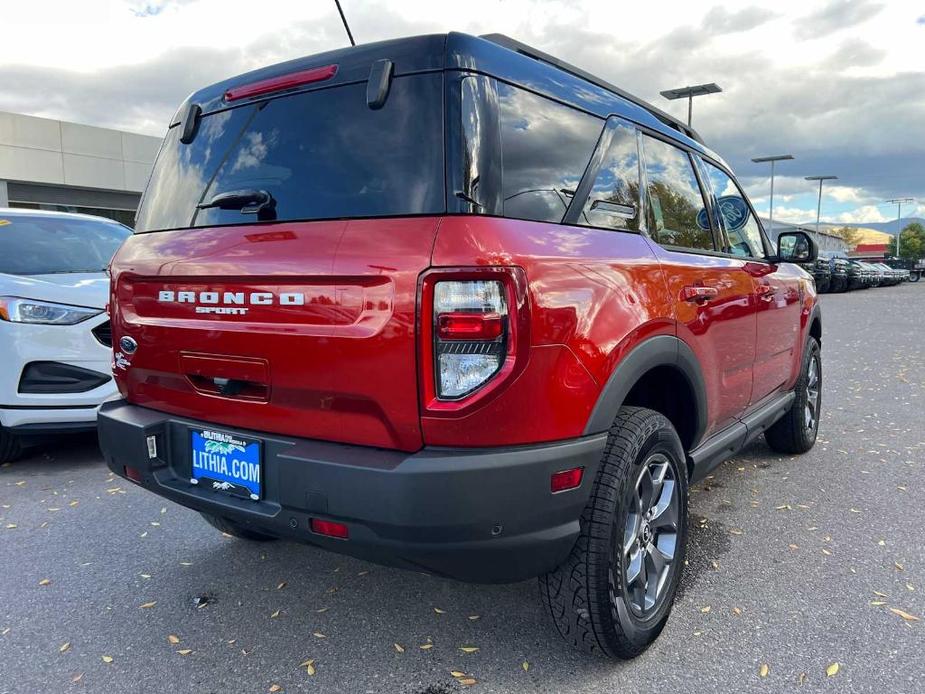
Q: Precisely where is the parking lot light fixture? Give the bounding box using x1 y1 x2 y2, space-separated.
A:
752 154 794 233
660 83 722 127
805 175 838 234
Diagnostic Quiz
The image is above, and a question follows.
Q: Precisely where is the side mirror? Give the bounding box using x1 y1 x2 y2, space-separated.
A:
774 231 817 263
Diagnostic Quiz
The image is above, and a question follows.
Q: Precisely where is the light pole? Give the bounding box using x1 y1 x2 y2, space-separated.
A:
660 83 722 127
752 154 794 234
885 197 913 257
805 175 838 234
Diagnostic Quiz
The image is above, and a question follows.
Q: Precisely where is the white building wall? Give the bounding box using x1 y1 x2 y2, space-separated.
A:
0 111 161 195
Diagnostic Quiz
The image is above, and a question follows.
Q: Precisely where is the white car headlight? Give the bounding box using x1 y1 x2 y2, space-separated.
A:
0 297 102 325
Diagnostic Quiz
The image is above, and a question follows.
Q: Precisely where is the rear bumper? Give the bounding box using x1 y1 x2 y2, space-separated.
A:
98 400 606 583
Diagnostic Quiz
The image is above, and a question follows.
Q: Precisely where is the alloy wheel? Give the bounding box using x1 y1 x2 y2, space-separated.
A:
804 354 821 431
621 453 679 617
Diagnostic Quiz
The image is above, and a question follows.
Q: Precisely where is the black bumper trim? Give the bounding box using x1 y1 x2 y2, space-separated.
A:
98 400 607 583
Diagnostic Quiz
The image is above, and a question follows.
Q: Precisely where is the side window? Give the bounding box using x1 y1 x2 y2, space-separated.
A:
498 83 603 224
576 119 640 231
703 162 766 258
641 135 714 251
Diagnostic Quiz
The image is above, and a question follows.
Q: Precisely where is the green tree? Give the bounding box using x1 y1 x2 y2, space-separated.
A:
898 222 925 260
830 225 862 248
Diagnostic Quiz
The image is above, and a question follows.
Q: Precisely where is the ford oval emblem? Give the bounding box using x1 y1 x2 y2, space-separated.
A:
119 336 138 354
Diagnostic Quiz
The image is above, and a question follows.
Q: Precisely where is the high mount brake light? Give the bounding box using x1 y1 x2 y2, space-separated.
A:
224 64 338 102
433 280 508 400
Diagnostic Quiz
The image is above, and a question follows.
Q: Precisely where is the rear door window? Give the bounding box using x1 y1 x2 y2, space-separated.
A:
702 162 767 258
574 118 641 231
136 74 445 232
641 135 714 252
498 84 603 224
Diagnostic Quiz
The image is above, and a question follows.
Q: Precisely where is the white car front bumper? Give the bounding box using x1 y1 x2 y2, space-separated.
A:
0 313 117 434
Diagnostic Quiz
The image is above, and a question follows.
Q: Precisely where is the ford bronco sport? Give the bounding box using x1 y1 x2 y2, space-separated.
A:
99 33 823 658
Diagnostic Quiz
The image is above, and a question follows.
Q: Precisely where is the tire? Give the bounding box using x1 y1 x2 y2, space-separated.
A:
539 407 689 659
765 336 821 454
200 512 278 541
0 428 23 463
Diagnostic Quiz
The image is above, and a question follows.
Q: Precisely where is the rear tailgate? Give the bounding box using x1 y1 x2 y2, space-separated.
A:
111 218 438 451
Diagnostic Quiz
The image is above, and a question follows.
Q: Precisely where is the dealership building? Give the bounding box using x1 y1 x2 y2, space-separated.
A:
0 111 162 226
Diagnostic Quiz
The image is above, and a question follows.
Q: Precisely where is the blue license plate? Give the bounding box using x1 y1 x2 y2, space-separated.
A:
190 428 262 500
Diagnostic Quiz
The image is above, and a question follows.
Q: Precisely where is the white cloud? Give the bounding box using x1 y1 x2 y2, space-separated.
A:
827 205 891 224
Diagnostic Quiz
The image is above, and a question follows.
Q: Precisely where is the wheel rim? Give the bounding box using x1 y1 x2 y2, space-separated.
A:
621 453 679 618
804 353 821 431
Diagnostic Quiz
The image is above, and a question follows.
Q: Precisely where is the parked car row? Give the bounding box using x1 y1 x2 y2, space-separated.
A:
802 252 912 293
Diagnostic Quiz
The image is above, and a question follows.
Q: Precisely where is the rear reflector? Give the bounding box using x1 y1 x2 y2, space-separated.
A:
124 466 143 483
309 518 349 539
225 64 338 102
550 467 584 493
437 312 504 340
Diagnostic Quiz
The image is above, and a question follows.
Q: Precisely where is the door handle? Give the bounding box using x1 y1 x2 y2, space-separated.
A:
756 284 777 301
681 286 719 303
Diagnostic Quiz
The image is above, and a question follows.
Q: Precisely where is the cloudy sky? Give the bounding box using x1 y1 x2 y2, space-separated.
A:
2 0 923 224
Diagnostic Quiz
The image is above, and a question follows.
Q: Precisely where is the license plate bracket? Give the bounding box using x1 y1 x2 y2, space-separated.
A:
190 428 262 500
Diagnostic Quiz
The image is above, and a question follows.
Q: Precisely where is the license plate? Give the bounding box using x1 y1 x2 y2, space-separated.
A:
190 428 262 500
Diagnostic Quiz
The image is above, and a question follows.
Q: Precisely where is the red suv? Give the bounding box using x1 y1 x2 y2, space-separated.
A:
100 33 822 658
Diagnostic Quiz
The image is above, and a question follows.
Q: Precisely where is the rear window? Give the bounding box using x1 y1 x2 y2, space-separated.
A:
136 74 445 232
0 214 129 275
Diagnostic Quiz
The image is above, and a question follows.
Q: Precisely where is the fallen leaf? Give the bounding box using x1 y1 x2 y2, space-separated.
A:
450 671 466 677
871 601 886 606
300 659 316 676
179 561 192 566
889 608 920 622
732 607 742 615
270 610 281 619
434 607 446 614
730 528 743 535
822 549 832 556
798 672 807 685
873 591 889 598
459 646 479 654
140 601 157 609
895 562 904 571
394 643 405 653
177 649 193 656
101 655 113 664
700 606 711 613
312 632 326 639
458 679 477 686
759 663 769 678
277 581 287 590
167 635 180 645
315 607 329 613
269 685 282 693
357 570 369 576
467 615 480 621
522 661 529 671
420 643 433 650
140 574 151 579
38 578 51 586
826 662 839 677
59 642 71 653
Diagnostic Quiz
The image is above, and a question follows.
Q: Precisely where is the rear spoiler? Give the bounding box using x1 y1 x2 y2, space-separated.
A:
480 33 705 145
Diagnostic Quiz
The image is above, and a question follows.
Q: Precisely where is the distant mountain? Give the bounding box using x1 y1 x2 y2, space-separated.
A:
819 217 925 236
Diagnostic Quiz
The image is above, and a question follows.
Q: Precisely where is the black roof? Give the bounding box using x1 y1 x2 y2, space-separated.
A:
173 32 714 158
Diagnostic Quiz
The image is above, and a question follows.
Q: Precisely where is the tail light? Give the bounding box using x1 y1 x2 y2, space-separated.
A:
433 281 508 399
420 269 529 414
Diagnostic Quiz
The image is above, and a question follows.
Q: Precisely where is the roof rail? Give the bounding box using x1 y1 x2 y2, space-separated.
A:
479 33 705 145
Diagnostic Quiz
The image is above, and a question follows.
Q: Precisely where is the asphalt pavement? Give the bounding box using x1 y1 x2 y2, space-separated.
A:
2 282 923 693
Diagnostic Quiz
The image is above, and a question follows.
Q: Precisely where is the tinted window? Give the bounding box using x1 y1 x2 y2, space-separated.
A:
136 74 445 232
577 119 640 231
703 162 766 258
642 136 713 251
0 213 129 275
498 84 602 224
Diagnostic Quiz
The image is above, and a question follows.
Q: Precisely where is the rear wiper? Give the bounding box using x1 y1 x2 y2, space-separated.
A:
197 189 277 220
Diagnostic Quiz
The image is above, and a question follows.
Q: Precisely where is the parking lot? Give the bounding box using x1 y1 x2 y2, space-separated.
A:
1 282 922 694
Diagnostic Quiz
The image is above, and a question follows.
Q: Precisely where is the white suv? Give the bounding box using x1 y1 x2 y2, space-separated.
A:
0 208 129 461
